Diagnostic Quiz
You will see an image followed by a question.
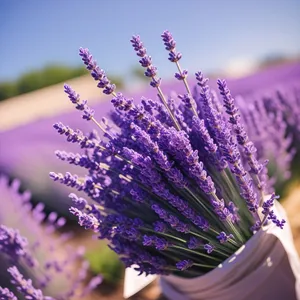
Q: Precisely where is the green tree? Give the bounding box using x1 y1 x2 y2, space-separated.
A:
0 82 18 100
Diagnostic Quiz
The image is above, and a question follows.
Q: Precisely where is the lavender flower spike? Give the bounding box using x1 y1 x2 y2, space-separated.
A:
161 30 197 115
176 259 193 271
0 287 17 300
79 47 116 95
130 34 181 130
130 35 161 88
64 84 95 121
161 30 182 62
217 79 265 178
8 266 44 300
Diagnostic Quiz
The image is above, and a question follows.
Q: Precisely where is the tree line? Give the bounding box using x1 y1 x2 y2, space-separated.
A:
0 65 123 101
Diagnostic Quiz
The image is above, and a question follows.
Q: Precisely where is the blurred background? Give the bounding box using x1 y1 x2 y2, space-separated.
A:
0 0 300 299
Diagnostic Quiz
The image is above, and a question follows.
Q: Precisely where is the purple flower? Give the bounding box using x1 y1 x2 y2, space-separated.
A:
204 243 215 254
79 47 116 95
175 69 188 81
178 94 193 109
64 84 95 121
0 176 101 299
69 193 88 210
0 226 35 267
239 95 295 191
130 35 146 57
218 79 265 179
188 237 203 249
130 35 161 87
216 232 234 244
8 266 44 300
69 207 99 231
161 30 182 63
0 287 17 300
154 221 167 233
261 193 285 229
176 259 193 271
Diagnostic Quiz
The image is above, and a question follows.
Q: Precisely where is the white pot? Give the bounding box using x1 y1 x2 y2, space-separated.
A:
160 201 300 300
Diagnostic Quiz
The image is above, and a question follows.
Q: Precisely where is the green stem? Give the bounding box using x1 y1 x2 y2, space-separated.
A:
172 245 221 262
175 61 198 117
156 84 181 130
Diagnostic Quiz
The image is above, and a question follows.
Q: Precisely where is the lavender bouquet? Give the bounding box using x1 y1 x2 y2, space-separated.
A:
0 175 101 299
50 31 300 299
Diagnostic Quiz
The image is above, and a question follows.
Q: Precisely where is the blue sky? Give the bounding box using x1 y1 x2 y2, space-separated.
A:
0 0 299 81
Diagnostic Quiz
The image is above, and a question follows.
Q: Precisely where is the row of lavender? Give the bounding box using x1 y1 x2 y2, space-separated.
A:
240 81 300 191
48 31 298 277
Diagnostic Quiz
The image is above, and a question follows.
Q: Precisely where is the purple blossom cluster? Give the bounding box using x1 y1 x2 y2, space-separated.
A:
51 31 286 277
0 175 101 299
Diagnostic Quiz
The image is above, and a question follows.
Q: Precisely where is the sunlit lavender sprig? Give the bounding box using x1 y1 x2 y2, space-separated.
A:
130 34 181 130
51 30 285 277
79 47 116 96
0 175 102 299
161 30 197 116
